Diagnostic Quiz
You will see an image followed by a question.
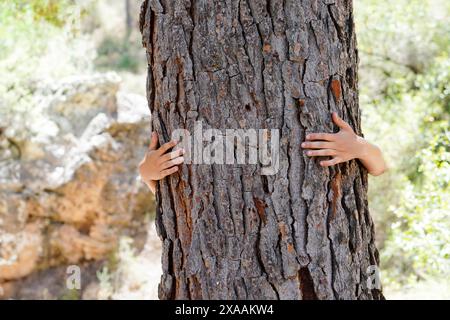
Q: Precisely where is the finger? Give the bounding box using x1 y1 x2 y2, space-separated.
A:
157 140 178 155
332 112 352 130
320 157 342 167
148 132 159 151
160 148 185 162
301 141 333 149
306 133 335 141
306 149 336 157
160 166 179 178
161 156 185 169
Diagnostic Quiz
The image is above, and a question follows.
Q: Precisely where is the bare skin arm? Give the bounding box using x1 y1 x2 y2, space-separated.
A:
139 132 185 194
301 112 387 176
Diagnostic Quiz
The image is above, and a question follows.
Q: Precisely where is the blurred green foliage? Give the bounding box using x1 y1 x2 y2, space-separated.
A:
355 0 450 285
0 0 448 293
95 36 142 73
0 0 94 137
0 0 64 130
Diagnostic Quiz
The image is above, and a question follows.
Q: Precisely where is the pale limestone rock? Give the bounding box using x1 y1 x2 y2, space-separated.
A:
0 223 42 281
0 73 153 283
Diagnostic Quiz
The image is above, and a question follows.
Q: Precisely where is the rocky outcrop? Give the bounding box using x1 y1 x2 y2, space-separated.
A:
0 73 154 298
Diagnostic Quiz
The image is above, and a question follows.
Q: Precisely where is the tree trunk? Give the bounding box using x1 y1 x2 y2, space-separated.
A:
140 0 383 300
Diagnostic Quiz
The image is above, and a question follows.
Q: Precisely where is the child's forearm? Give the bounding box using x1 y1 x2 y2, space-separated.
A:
357 137 387 176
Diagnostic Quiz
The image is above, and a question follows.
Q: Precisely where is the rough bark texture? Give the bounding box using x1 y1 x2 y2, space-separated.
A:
140 0 383 300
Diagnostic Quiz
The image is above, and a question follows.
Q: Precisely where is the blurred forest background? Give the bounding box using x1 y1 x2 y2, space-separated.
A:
0 0 449 299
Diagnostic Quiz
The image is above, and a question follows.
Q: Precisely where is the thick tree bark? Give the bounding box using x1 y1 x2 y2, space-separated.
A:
140 0 383 300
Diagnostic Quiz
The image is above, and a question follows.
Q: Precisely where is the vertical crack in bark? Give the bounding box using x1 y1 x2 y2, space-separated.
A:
154 186 166 239
253 197 268 225
326 75 333 113
266 0 275 32
301 58 308 98
175 58 183 122
255 233 280 299
245 0 270 119
296 86 311 268
139 0 149 36
327 4 343 41
298 267 318 300
187 0 196 82
326 173 338 300
330 171 342 218
340 183 356 255
353 175 368 226
211 166 225 232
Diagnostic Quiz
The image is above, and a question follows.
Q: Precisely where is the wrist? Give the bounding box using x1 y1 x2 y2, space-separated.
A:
355 136 370 160
148 180 157 194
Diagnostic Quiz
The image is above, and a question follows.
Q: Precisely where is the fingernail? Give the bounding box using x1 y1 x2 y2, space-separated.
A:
306 135 311 140
301 143 306 148
307 151 312 156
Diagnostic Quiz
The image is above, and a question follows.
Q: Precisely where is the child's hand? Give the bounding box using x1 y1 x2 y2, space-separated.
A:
301 112 387 176
139 132 185 193
302 113 363 167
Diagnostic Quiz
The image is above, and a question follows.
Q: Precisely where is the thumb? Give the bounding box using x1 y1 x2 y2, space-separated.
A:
149 132 159 151
332 112 351 130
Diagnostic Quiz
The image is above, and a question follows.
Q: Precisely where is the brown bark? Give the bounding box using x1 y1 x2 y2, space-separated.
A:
140 0 383 300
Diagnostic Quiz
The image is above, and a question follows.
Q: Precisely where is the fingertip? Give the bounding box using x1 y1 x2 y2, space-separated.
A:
332 112 339 122
149 132 159 150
